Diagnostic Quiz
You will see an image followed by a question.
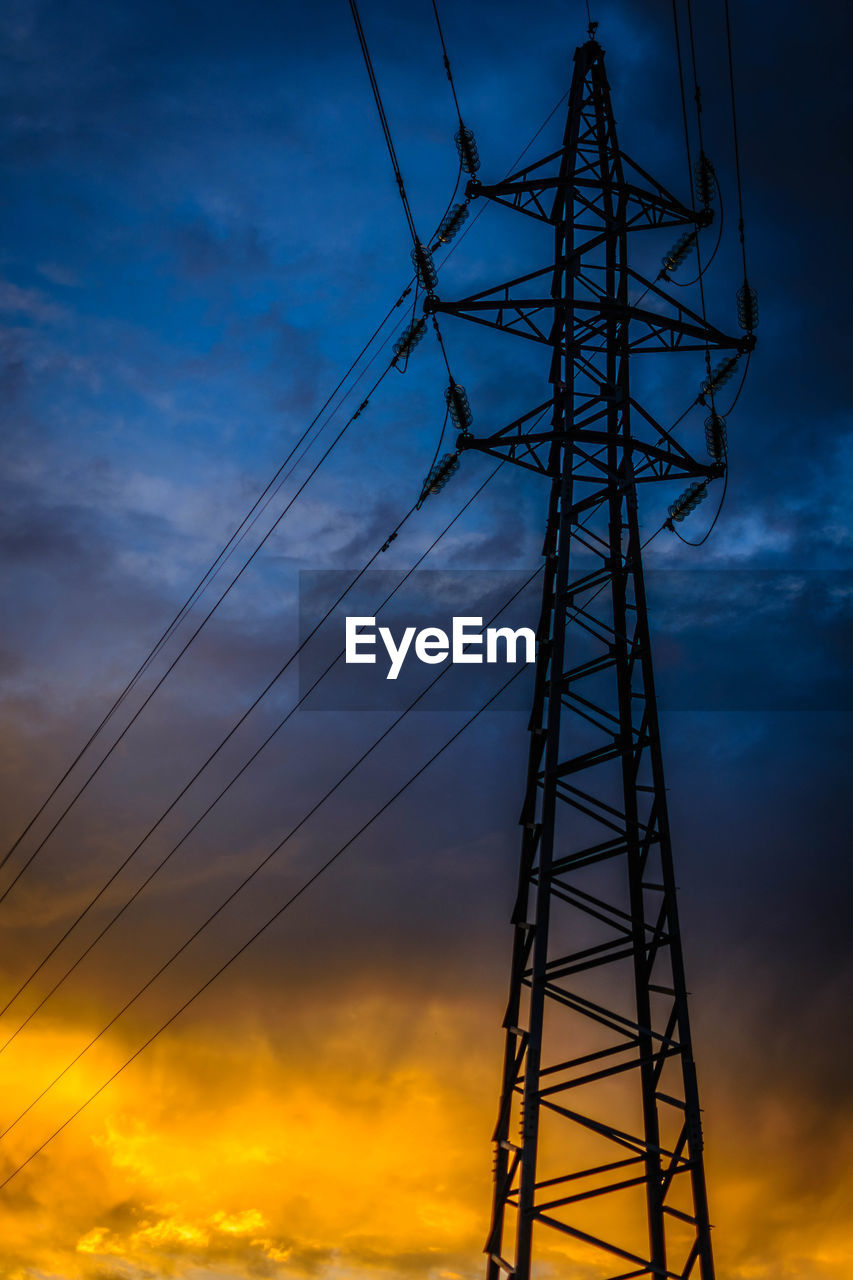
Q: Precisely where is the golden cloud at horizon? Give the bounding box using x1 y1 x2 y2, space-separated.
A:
0 993 848 1280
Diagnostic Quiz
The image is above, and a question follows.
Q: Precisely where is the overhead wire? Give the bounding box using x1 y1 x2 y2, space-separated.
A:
0 462 504 1049
719 349 751 416
431 0 465 128
1 492 645 1171
0 284 412 882
0 81 580 994
0 496 418 1028
349 0 470 431
0 355 401 910
666 0 749 546
0 655 528 1191
671 0 694 195
0 560 542 1158
2 471 612 1077
422 406 451 483
0 19 723 1180
0 152 471 910
348 0 419 247
5 0 489 898
723 0 750 283
683 0 714 393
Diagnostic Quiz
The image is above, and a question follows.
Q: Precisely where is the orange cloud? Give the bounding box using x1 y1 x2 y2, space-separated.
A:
0 993 849 1280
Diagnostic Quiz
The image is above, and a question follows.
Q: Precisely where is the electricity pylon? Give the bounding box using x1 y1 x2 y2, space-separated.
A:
427 36 753 1280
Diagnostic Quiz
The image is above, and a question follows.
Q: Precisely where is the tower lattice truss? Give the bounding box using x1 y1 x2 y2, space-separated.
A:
427 38 754 1280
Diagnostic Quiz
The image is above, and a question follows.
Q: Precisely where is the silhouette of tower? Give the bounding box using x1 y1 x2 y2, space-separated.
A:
428 35 754 1280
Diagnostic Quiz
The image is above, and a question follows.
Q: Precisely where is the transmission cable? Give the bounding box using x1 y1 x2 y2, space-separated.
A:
431 0 464 127
4 489 657 1140
719 349 751 416
349 0 419 247
0 286 411 882
0 562 541 1153
0 463 504 1049
5 470 606 1064
0 74 657 1167
348 0 467 396
1 99 473 902
0 355 401 910
0 495 415 1026
682 0 715 399
723 0 750 284
0 651 527 1190
1 495 634 1164
671 0 694 195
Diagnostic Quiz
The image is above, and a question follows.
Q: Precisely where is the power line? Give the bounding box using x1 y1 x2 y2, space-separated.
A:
0 657 527 1191
0 286 411 883
685 0 707 158
2 144 478 900
0 357 399 911
0 463 504 1051
2 47 599 917
0 498 416 1028
2 85 476 901
0 564 542 1156
671 0 694 194
431 0 464 127
348 0 467 398
348 0 420 248
723 0 750 282
1 506 669 1183
682 0 715 394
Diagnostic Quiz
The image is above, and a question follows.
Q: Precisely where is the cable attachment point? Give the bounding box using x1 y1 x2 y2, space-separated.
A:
699 354 739 402
659 229 698 279
418 452 460 507
666 480 709 527
736 280 759 331
704 411 727 462
379 530 398 553
432 202 469 248
455 123 481 175
392 317 428 364
693 151 716 209
445 380 473 436
412 241 438 293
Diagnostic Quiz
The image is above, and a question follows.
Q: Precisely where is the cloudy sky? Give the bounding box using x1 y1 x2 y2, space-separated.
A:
0 0 850 1278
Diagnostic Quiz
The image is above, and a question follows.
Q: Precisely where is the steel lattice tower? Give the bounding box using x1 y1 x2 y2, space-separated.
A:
427 37 754 1280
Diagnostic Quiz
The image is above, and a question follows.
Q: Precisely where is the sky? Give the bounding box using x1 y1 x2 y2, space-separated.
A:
0 0 851 1278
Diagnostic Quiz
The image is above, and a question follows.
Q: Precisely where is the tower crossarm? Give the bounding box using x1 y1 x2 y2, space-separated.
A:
429 288 751 359
468 157 705 233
